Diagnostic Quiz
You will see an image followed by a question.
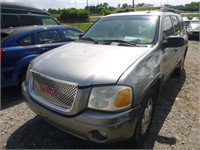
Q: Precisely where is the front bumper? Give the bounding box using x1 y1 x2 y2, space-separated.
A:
22 82 141 143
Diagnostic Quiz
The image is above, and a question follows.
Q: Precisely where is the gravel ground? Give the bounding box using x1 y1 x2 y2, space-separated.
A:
0 41 199 149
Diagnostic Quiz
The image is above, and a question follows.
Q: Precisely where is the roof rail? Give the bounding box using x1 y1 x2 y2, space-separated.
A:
158 6 180 14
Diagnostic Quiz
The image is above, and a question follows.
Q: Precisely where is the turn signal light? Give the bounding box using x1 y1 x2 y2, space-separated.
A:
115 88 132 107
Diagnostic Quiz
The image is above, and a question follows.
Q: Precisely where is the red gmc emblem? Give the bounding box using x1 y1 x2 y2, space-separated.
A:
40 83 58 97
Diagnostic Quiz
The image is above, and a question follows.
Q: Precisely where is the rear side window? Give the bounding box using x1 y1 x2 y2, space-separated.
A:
17 35 34 46
37 30 62 44
20 15 38 26
163 16 174 37
2 14 21 28
171 16 181 34
40 17 59 25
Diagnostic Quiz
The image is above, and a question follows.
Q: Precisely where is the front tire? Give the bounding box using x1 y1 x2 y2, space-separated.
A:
132 90 155 147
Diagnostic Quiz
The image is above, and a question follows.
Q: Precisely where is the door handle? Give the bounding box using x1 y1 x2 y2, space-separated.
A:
174 48 178 52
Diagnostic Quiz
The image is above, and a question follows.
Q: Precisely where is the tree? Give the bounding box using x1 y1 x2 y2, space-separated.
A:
185 2 199 8
137 3 144 7
122 3 128 9
103 2 109 9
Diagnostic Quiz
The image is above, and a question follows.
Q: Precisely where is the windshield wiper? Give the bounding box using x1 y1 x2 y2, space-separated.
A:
101 39 136 47
80 37 99 44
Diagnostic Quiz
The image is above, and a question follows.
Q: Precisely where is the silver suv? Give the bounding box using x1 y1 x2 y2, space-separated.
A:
22 8 188 146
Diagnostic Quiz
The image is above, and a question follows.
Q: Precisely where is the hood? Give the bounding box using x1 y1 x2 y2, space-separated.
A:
32 42 149 86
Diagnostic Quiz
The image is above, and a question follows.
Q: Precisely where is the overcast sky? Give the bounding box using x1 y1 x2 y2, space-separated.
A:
0 0 198 10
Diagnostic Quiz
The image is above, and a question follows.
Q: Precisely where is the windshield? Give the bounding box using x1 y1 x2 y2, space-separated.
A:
82 15 159 45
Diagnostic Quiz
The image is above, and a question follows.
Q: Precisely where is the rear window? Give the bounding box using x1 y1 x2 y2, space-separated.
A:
1 14 21 28
20 15 38 26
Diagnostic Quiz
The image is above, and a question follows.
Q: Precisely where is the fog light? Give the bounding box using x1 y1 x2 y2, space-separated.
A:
98 130 107 137
89 130 108 142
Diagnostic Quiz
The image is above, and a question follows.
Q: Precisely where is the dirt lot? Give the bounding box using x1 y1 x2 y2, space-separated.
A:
0 41 199 149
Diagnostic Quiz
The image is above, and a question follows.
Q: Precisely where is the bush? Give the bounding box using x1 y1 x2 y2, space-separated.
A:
60 8 89 23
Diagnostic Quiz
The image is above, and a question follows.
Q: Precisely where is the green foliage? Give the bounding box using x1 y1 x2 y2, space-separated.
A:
89 16 100 23
102 9 113 15
122 3 128 9
64 23 92 31
60 8 89 23
135 7 159 11
48 8 61 14
52 14 60 21
185 2 199 8
85 3 115 15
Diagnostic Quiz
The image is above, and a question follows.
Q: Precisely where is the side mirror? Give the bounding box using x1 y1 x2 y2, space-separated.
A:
79 33 84 39
163 36 185 48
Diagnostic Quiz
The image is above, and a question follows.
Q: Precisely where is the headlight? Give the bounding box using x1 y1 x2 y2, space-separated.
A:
88 85 133 111
25 64 31 82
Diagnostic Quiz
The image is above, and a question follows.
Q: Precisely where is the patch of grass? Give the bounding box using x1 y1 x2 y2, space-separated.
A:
89 16 100 23
135 7 159 11
63 23 92 31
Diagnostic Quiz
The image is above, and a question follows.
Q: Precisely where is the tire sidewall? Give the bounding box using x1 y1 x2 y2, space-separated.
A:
133 89 156 147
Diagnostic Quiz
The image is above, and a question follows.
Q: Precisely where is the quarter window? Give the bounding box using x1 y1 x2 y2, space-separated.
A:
163 16 174 37
18 35 34 46
41 17 59 25
37 30 62 44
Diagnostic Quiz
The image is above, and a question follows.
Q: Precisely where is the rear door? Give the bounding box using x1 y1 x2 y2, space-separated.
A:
171 15 187 63
35 29 66 54
2 34 38 68
161 15 177 81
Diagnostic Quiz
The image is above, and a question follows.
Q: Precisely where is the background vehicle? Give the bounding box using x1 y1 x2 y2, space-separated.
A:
1 25 83 88
1 2 50 15
1 2 60 28
187 22 200 40
22 8 188 146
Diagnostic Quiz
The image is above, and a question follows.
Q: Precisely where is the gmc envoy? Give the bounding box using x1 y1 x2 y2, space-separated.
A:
22 8 188 146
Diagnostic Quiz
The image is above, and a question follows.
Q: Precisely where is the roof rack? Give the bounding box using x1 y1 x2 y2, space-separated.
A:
158 6 180 14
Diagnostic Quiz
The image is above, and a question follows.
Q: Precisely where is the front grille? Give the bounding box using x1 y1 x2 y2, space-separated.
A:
31 72 77 111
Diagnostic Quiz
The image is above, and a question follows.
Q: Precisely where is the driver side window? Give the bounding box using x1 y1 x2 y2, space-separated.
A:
163 16 174 38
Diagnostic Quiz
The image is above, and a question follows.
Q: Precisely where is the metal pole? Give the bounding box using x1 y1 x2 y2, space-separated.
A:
198 2 200 19
87 0 88 7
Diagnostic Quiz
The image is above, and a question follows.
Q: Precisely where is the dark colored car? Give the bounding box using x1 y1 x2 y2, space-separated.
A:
1 2 50 15
1 13 60 29
1 2 60 28
1 25 83 88
187 22 200 40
